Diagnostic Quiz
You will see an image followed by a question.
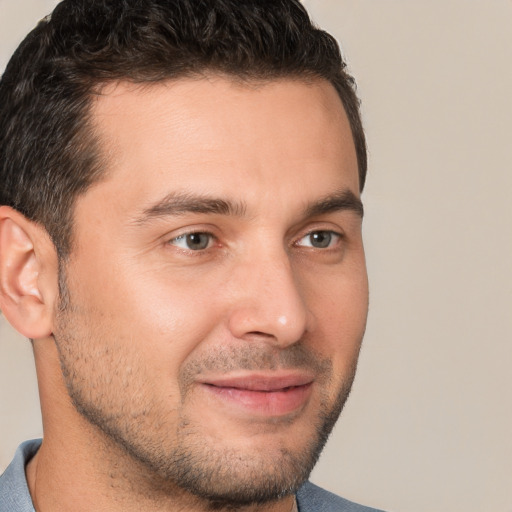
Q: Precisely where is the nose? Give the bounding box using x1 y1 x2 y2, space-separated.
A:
226 250 311 347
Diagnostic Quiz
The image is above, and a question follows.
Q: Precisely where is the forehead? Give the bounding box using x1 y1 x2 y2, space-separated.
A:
86 76 359 213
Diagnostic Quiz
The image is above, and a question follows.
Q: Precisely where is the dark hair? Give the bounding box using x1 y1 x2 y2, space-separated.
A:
0 0 367 256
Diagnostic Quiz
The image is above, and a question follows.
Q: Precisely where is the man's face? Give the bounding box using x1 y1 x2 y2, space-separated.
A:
53 77 368 505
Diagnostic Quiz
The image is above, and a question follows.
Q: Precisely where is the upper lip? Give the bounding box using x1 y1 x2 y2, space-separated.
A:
200 372 314 392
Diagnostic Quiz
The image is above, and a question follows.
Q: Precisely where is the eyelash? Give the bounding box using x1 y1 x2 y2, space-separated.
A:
167 229 343 252
295 230 343 249
168 231 217 251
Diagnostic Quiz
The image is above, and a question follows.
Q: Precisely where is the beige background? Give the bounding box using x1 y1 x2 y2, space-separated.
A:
1 1 511 511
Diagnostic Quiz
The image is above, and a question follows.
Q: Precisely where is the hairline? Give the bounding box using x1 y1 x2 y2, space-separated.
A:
61 70 360 257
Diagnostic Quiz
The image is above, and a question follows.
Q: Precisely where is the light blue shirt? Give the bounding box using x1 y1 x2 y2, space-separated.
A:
0 440 38 512
0 439 385 512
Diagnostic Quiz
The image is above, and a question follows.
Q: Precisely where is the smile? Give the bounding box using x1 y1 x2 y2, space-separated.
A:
200 373 314 417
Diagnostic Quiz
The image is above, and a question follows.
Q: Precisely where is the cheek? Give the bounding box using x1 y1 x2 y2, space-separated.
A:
306 265 368 362
67 256 228 370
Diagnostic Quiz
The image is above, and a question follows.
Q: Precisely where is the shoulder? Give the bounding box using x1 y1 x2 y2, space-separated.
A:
296 481 387 512
0 439 40 512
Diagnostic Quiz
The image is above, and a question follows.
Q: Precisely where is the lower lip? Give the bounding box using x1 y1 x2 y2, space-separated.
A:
202 383 312 417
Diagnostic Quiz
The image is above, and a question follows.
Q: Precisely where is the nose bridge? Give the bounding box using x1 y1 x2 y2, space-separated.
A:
227 244 310 346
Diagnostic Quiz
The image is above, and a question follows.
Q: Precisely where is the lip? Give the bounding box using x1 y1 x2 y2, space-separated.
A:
199 372 314 417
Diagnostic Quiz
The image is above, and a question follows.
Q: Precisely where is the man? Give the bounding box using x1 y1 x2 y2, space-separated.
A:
0 1 383 511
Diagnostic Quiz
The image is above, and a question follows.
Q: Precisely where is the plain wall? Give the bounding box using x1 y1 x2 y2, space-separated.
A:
1 2 511 511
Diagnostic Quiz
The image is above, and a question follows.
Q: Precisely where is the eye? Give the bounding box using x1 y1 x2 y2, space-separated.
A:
169 232 214 251
296 230 341 249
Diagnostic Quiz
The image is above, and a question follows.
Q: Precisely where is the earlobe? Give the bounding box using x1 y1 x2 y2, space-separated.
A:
0 206 58 339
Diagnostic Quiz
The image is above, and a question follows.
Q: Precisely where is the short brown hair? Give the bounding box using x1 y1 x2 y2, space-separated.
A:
0 0 366 256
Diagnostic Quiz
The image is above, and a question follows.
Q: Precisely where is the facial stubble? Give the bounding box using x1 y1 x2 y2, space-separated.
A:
52 272 360 508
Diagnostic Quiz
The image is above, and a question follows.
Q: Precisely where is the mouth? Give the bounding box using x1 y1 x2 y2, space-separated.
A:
199 373 314 417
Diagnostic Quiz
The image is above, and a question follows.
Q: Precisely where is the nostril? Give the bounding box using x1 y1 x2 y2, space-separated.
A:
247 331 274 338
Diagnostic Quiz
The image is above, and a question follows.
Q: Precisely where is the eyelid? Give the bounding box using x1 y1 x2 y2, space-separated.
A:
294 229 344 249
166 228 219 251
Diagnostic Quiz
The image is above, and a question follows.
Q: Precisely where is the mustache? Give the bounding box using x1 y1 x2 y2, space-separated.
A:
179 343 333 389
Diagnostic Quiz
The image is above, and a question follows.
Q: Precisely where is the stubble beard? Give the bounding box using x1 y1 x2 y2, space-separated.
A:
53 271 360 508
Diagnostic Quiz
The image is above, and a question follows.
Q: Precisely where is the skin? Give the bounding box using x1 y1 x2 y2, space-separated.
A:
0 76 368 512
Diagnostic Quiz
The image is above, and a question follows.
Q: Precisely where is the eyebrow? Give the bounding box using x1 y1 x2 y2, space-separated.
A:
304 189 364 218
133 188 363 226
134 191 247 225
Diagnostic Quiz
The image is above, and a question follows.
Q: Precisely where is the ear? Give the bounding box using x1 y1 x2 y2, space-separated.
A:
0 206 59 339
